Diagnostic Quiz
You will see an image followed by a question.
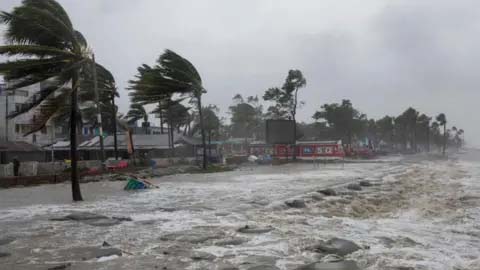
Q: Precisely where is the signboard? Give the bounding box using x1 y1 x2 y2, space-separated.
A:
265 119 295 145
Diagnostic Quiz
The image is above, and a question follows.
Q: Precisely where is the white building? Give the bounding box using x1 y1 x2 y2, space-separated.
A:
0 81 57 146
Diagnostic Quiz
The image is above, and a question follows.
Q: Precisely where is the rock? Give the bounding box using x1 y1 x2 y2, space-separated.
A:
65 212 108 221
215 212 231 217
214 237 248 246
0 252 11 258
112 216 132 222
0 236 15 246
346 184 362 191
358 181 371 187
317 189 337 196
85 218 121 227
311 238 361 256
295 261 360 270
57 247 122 261
48 263 72 270
190 251 216 261
247 265 280 270
156 207 179 212
160 230 225 244
312 194 325 201
241 255 277 266
102 241 111 247
285 199 307 208
94 248 122 258
238 225 273 234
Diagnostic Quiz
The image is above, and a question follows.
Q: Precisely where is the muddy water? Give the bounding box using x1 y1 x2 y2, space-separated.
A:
0 154 479 269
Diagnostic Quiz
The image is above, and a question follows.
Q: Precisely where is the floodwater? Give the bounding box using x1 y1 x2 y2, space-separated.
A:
0 153 479 269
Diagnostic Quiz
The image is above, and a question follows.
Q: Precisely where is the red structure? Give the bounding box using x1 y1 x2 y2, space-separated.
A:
274 140 345 160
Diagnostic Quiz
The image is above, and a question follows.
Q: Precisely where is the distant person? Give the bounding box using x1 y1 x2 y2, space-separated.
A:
13 158 20 177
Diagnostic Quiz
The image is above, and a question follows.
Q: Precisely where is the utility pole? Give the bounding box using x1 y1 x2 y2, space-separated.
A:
111 92 118 160
92 54 106 167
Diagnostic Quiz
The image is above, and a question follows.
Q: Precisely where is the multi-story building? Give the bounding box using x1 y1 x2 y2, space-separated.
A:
0 81 58 146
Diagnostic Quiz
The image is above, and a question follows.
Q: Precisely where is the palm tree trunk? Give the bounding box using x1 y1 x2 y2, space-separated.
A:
208 131 212 159
426 126 430 152
70 70 83 201
197 96 207 169
443 124 447 155
159 106 164 134
292 88 298 160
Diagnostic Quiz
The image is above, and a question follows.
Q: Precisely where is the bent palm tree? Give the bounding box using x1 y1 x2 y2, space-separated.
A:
436 113 447 155
126 103 148 133
0 0 96 201
158 50 208 169
129 50 208 169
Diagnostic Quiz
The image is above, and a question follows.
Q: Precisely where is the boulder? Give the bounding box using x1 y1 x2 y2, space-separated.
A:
65 212 108 221
295 261 360 270
311 238 361 256
190 251 216 261
247 265 280 270
0 252 11 258
215 237 248 246
48 263 72 270
57 246 122 261
112 216 132 222
317 189 337 196
285 199 307 208
346 184 362 191
0 236 15 246
358 181 371 187
312 193 325 201
238 225 273 234
84 218 122 227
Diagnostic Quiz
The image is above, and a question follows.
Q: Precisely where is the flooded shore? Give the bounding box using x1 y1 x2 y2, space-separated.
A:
0 154 479 269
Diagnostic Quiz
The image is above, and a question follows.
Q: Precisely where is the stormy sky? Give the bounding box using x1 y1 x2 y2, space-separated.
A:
1 0 479 145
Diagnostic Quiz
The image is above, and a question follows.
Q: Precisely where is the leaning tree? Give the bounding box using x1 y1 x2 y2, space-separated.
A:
0 0 112 201
129 50 208 169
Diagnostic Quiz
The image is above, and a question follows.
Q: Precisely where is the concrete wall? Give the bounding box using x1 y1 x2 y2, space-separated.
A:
0 164 13 177
37 162 67 175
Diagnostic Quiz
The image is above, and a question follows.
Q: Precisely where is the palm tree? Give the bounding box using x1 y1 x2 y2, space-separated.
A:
126 103 148 134
436 113 447 155
151 97 190 153
0 0 99 201
129 50 208 169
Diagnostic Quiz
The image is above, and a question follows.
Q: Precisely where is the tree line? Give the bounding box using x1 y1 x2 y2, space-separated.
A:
0 1 464 202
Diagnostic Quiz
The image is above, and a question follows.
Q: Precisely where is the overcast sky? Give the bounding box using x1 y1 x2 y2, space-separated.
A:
2 0 480 145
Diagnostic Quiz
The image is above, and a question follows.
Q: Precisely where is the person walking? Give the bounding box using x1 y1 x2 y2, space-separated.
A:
13 157 20 177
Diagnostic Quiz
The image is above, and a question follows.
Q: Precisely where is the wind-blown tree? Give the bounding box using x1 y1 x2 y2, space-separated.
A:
313 99 366 146
416 114 431 151
376 116 395 149
126 103 148 133
263 70 306 159
191 105 221 158
151 97 191 151
229 94 263 140
129 50 208 169
0 0 105 201
436 113 447 155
